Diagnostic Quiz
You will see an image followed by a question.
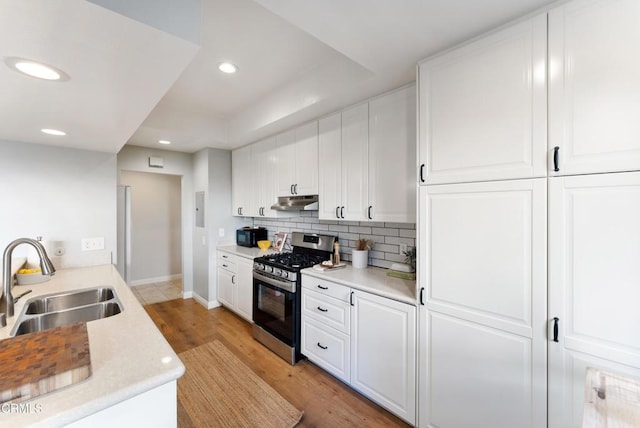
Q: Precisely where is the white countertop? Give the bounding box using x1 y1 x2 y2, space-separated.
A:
302 264 417 305
0 264 184 427
217 245 281 259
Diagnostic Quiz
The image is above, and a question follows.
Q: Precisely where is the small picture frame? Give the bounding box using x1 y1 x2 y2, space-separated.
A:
273 232 288 252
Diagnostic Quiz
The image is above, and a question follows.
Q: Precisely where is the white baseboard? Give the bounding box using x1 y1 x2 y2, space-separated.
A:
130 274 182 287
191 292 221 310
182 291 193 299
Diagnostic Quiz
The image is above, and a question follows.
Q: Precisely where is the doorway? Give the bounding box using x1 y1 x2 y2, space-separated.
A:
119 170 183 304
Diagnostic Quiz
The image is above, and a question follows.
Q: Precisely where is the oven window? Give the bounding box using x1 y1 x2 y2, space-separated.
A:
258 286 286 321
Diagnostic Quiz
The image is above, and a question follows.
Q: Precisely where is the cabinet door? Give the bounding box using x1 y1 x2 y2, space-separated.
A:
369 85 416 223
294 121 319 196
548 172 640 428
231 145 252 216
251 137 277 218
549 0 640 176
276 129 296 196
235 257 254 322
216 267 235 308
418 179 547 428
418 14 547 185
351 291 416 425
341 103 369 221
318 113 343 220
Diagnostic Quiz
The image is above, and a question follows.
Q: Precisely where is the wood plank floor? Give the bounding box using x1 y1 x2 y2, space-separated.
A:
144 298 411 428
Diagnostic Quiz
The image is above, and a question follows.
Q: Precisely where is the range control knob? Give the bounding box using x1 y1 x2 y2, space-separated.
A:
266 266 273 273
273 268 282 277
281 271 289 279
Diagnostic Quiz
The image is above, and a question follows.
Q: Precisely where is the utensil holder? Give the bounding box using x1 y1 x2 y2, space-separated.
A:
352 250 368 269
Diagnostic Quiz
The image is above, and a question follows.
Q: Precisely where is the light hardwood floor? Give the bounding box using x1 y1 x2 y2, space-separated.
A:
144 298 411 428
131 279 182 305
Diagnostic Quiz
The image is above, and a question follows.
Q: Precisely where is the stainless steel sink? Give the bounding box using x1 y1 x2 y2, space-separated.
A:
11 287 123 336
25 287 115 314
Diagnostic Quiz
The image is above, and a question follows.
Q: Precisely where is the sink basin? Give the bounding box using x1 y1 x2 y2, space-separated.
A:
11 287 124 336
25 287 115 314
14 302 122 335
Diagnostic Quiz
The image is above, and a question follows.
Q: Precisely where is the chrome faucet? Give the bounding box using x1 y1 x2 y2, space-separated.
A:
1 238 56 318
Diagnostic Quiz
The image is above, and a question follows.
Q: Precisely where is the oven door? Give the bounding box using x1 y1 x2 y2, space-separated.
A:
253 274 296 346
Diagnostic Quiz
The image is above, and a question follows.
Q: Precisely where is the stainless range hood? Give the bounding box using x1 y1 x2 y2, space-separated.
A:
271 195 319 211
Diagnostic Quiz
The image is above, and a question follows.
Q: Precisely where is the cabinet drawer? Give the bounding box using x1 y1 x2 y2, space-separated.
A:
217 251 236 271
302 275 350 302
302 288 350 334
301 316 350 383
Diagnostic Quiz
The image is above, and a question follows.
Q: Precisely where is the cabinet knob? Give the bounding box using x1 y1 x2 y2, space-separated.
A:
317 284 328 290
336 206 340 219
553 317 559 342
340 206 344 219
553 147 560 172
317 342 328 350
420 163 425 183
368 205 373 220
316 306 328 312
231 274 236 285
290 184 294 195
350 291 354 306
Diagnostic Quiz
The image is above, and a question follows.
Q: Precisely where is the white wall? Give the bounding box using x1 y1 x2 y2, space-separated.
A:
120 171 182 284
0 140 116 268
117 145 194 294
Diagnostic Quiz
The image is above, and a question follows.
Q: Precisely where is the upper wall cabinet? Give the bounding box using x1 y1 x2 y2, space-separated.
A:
418 14 547 185
548 0 640 176
231 145 252 217
276 122 319 196
251 137 277 218
319 86 416 223
369 85 416 223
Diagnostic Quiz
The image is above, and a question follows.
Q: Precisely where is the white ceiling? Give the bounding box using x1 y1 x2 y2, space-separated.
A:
1 0 560 154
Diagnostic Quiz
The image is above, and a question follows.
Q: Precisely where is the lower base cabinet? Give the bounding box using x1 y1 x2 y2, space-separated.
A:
301 275 417 425
216 250 253 322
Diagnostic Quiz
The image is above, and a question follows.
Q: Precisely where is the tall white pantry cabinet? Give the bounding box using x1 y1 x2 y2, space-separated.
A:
417 0 640 427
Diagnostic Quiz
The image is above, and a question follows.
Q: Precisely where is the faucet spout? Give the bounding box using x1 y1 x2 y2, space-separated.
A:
1 238 56 318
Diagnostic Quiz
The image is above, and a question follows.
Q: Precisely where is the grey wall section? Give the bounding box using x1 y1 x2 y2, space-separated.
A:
120 171 182 284
117 145 194 294
193 148 244 305
0 140 116 268
88 0 201 44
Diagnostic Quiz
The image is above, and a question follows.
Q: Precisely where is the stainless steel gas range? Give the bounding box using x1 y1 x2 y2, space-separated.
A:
252 232 335 364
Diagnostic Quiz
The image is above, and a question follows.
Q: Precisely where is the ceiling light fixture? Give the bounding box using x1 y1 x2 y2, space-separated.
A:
4 57 69 81
218 62 238 74
158 140 171 145
41 128 67 136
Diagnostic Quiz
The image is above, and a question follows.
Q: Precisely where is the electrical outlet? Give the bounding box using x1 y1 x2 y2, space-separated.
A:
218 228 225 237
81 237 104 251
400 243 408 254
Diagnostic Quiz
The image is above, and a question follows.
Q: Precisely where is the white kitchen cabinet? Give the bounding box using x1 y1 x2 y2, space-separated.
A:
351 290 416 425
318 105 369 221
418 178 547 428
235 256 254 321
251 136 276 217
231 145 253 217
216 250 253 322
318 113 343 220
301 275 416 425
417 14 547 185
549 0 640 176
340 103 369 220
276 121 319 196
368 85 416 222
548 172 640 428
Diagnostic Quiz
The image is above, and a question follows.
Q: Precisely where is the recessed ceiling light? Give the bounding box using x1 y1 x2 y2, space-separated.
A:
41 128 66 136
158 140 171 145
4 57 69 81
218 62 238 74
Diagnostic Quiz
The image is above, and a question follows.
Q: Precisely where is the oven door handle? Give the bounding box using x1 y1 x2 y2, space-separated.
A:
253 271 296 293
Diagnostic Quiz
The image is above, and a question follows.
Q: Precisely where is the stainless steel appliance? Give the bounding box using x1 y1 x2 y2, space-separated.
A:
236 227 268 248
252 231 335 364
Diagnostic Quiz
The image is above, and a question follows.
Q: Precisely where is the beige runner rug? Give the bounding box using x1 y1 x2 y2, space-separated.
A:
177 340 303 428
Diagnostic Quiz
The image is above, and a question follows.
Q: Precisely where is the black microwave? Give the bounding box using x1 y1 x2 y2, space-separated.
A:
236 227 268 248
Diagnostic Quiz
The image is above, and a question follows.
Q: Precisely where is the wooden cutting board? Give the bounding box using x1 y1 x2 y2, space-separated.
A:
0 322 91 403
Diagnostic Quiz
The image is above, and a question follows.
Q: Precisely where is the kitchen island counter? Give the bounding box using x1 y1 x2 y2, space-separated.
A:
0 264 184 427
302 264 416 305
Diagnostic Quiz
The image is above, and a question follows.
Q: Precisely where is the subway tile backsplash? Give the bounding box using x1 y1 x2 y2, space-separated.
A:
253 212 415 269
